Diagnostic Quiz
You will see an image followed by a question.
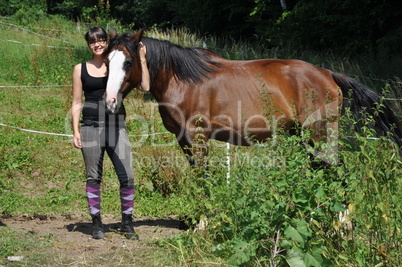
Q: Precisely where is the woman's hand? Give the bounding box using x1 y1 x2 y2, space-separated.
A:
139 42 146 59
138 42 150 92
73 132 83 148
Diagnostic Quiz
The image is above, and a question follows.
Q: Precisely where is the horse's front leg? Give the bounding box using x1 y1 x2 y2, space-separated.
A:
177 130 209 170
177 130 211 231
177 135 196 166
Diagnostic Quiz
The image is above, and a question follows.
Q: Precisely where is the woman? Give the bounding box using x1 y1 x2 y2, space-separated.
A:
71 26 149 239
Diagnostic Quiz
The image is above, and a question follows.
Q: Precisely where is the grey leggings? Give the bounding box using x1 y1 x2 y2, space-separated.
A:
80 124 134 187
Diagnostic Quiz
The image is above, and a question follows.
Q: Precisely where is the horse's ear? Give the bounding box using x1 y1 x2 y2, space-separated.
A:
109 27 117 39
130 29 144 43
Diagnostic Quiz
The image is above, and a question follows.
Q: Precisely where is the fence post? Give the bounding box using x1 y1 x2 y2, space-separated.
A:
226 142 231 183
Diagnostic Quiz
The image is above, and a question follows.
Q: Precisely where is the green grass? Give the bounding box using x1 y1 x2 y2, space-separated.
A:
0 227 54 258
1 14 402 266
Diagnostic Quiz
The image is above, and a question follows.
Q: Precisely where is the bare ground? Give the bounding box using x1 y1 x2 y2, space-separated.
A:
1 213 184 266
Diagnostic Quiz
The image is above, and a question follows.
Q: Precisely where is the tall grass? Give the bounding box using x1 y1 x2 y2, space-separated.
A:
1 14 402 266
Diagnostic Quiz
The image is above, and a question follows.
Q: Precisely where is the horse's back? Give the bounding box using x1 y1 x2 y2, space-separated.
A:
208 58 340 118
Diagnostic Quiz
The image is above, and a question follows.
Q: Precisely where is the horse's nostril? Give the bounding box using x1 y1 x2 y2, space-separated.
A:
112 98 116 104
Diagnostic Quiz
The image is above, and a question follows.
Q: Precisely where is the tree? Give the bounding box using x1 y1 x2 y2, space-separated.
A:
108 0 173 29
4 0 400 57
169 0 258 38
0 0 46 16
274 0 402 56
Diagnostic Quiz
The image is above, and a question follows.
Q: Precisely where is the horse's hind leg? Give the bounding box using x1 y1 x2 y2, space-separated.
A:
302 97 340 166
302 116 339 167
315 119 339 166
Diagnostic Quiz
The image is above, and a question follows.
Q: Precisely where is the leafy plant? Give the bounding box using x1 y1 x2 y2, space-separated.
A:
164 113 402 266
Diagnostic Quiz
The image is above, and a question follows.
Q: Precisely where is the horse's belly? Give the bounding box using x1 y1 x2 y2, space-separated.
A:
210 128 272 146
210 114 294 146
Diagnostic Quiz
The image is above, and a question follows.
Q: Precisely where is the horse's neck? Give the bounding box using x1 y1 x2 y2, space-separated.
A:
150 85 169 102
149 71 175 102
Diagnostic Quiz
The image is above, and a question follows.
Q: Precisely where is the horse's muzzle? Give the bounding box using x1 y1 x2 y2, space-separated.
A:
106 97 119 114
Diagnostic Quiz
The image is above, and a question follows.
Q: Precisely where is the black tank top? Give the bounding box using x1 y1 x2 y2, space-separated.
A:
81 62 125 124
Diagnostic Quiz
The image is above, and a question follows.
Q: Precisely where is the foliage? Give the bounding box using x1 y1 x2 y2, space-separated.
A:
2 0 402 61
272 0 402 57
168 0 258 38
165 125 402 266
1 15 402 266
109 0 173 29
0 0 46 17
46 0 107 22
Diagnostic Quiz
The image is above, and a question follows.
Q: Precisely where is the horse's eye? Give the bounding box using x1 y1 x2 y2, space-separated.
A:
124 60 133 68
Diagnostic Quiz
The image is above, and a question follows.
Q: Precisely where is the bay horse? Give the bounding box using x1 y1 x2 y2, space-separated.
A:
104 29 402 167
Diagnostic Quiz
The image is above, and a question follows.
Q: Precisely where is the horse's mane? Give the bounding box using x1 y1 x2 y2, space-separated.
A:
141 37 221 87
144 37 222 85
106 32 220 88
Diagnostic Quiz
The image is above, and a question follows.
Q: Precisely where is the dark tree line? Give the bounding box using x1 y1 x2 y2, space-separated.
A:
2 0 401 56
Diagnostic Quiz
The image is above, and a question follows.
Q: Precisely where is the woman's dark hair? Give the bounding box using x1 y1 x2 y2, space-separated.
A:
84 26 107 45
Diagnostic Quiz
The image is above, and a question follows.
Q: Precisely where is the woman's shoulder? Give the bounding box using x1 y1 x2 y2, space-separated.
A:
74 62 89 76
73 62 86 79
74 62 87 70
74 62 83 71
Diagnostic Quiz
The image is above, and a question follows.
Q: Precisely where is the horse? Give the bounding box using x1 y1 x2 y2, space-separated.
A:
104 29 402 167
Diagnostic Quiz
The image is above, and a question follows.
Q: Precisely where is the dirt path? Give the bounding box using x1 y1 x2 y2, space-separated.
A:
1 214 184 265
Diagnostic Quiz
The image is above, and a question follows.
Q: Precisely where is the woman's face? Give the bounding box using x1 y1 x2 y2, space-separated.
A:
88 37 107 56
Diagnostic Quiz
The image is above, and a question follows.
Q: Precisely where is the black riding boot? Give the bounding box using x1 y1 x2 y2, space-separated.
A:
121 214 139 240
91 215 105 239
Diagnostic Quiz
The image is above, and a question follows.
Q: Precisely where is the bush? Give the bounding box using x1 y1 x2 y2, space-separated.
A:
166 130 402 266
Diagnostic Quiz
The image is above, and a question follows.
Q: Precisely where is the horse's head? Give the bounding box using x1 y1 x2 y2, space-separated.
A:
104 28 144 114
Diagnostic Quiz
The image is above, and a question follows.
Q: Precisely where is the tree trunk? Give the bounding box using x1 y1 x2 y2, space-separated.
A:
280 0 288 11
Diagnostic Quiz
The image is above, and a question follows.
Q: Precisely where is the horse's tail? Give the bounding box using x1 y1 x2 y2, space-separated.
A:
331 72 402 148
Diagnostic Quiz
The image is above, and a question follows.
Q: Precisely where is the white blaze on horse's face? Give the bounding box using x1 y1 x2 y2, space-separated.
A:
105 50 126 114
